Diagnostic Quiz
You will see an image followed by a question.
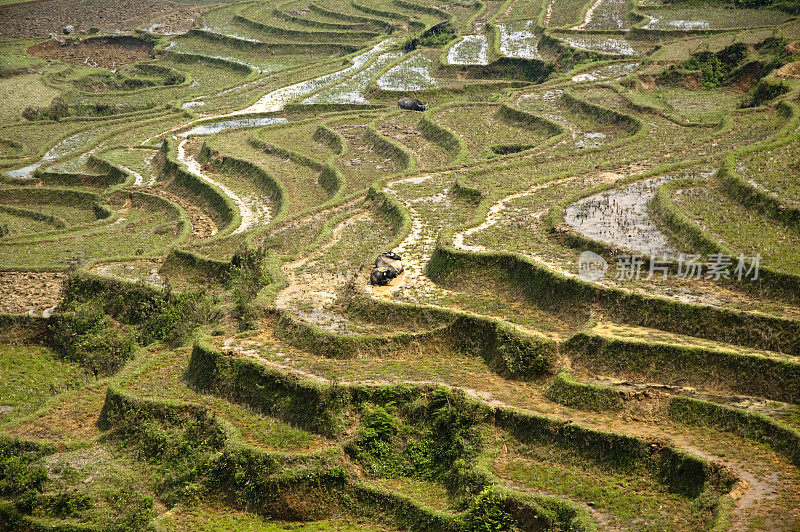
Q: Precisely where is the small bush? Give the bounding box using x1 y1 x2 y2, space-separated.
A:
746 79 790 107
227 248 272 331
348 389 484 488
23 97 72 121
49 299 137 377
106 489 155 531
0 454 47 497
139 286 218 346
463 487 516 531
403 22 456 52
36 492 92 518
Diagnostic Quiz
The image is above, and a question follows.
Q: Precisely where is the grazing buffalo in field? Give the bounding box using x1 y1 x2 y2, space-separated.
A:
370 268 395 286
375 251 403 275
370 251 404 285
398 97 426 111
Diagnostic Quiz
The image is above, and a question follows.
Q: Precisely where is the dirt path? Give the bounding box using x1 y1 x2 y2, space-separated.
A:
143 183 218 241
176 138 272 235
572 0 605 30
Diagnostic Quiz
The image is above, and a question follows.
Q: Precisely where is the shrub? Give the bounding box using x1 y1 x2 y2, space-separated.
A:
106 489 155 531
681 53 729 88
60 274 219 348
0 454 47 497
403 21 456 51
227 248 272 330
36 492 92 518
348 389 484 487
746 79 790 107
350 405 404 477
463 487 516 531
22 97 71 121
658 43 746 88
48 299 137 377
139 286 218 346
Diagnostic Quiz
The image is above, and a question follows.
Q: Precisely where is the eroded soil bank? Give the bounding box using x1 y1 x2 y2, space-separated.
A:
27 36 154 69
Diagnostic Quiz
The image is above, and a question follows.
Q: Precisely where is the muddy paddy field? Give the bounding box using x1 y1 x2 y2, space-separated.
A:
1 0 800 529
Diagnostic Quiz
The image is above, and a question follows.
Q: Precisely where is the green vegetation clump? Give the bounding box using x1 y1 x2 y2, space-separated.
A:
0 439 49 499
227 247 274 330
22 97 70 121
105 403 225 506
59 274 220 348
403 22 457 52
462 487 515 532
348 389 484 490
659 39 794 94
48 298 138 377
746 79 790 107
661 44 747 88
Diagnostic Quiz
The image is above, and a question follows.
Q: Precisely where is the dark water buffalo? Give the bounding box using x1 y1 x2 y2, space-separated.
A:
370 268 394 286
370 251 403 285
398 97 426 111
375 251 403 275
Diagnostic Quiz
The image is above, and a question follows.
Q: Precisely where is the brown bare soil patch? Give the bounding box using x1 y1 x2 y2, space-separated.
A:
681 71 702 90
0 270 64 315
787 40 800 56
5 384 106 442
730 61 762 92
27 36 153 69
775 61 800 80
638 74 656 90
146 183 218 242
0 0 205 39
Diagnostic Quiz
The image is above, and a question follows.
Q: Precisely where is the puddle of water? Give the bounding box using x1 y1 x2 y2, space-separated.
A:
92 261 166 288
119 165 144 186
447 35 490 65
563 36 637 56
377 53 439 92
179 117 288 137
563 173 709 258
574 131 607 149
518 89 569 127
571 62 639 82
239 40 395 114
5 131 100 179
498 20 540 60
182 76 265 112
303 50 403 104
573 0 630 30
643 16 709 30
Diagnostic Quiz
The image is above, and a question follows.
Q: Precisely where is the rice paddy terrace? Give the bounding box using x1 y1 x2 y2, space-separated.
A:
1 0 800 529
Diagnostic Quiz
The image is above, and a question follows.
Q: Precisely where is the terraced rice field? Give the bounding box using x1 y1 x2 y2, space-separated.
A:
2 0 800 529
